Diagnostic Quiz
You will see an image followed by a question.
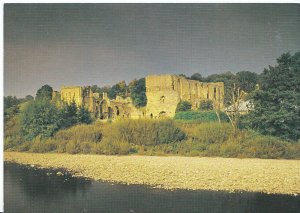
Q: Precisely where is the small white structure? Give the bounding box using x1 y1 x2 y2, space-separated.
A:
225 100 254 115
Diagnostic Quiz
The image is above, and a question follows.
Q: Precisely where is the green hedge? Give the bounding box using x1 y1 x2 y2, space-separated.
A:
174 111 229 122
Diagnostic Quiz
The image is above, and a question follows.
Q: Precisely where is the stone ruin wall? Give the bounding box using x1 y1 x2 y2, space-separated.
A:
58 74 224 120
145 75 180 118
60 86 83 107
59 86 144 120
145 74 224 118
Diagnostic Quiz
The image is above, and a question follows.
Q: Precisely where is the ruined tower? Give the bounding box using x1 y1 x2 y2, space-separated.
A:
60 86 83 107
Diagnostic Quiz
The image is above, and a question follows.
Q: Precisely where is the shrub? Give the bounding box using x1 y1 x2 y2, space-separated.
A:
28 136 57 153
176 101 192 112
15 141 32 152
219 141 243 157
199 100 214 110
4 109 26 151
241 134 297 159
52 122 106 154
110 119 186 146
4 136 24 151
178 122 233 144
80 142 94 154
93 138 131 155
54 124 102 143
174 111 229 122
66 140 80 154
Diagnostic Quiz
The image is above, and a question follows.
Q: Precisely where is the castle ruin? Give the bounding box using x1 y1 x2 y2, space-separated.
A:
54 74 224 120
146 75 224 118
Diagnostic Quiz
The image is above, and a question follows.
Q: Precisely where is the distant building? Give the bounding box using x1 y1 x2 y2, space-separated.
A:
225 100 254 115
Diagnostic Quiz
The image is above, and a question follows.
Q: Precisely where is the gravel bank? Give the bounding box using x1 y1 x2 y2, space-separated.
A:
4 152 300 195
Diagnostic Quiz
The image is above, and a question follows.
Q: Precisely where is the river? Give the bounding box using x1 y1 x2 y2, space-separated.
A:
4 162 300 213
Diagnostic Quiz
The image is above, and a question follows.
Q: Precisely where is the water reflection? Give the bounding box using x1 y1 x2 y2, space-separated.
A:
4 162 300 213
6 163 92 197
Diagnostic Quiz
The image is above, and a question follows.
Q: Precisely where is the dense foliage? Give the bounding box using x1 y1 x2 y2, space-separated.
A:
108 81 128 99
6 120 299 159
190 71 259 106
236 71 259 93
174 111 229 122
111 119 186 146
245 52 300 141
21 100 61 140
4 96 22 110
176 101 192 112
35 84 53 101
85 85 112 95
128 78 147 107
199 100 214 110
190 73 203 81
20 100 92 140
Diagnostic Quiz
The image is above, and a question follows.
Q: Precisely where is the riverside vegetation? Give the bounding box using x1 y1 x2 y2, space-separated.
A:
5 118 300 159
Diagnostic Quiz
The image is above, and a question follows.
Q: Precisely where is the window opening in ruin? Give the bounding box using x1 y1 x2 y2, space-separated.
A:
160 96 165 103
115 106 120 116
214 87 217 100
108 107 113 119
207 92 209 99
150 113 153 119
159 111 167 118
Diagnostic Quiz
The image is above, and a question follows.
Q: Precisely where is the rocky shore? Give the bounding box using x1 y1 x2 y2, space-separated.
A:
4 152 300 195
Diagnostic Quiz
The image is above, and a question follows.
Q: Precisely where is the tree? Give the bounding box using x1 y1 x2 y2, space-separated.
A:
178 74 189 79
77 106 92 124
236 71 258 93
4 96 21 110
190 73 203 81
176 101 192 112
128 78 147 107
25 95 34 101
21 100 60 140
108 81 128 99
99 85 112 94
225 83 243 135
36 85 53 101
199 100 214 110
59 101 78 128
247 52 300 141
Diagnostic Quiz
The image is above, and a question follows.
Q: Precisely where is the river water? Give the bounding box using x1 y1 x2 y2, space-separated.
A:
4 162 300 213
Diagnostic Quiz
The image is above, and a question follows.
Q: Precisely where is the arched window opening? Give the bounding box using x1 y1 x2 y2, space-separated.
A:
159 111 167 118
214 87 217 100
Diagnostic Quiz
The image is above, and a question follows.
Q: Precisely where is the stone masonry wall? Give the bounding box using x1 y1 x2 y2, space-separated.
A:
60 86 83 107
146 74 224 118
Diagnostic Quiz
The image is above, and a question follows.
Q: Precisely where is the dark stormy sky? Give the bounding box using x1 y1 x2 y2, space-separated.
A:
4 4 300 98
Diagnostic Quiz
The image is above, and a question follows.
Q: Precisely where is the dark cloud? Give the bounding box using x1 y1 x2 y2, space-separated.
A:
4 4 300 97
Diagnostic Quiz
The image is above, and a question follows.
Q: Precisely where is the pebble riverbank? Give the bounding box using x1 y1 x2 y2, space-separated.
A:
4 152 300 195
